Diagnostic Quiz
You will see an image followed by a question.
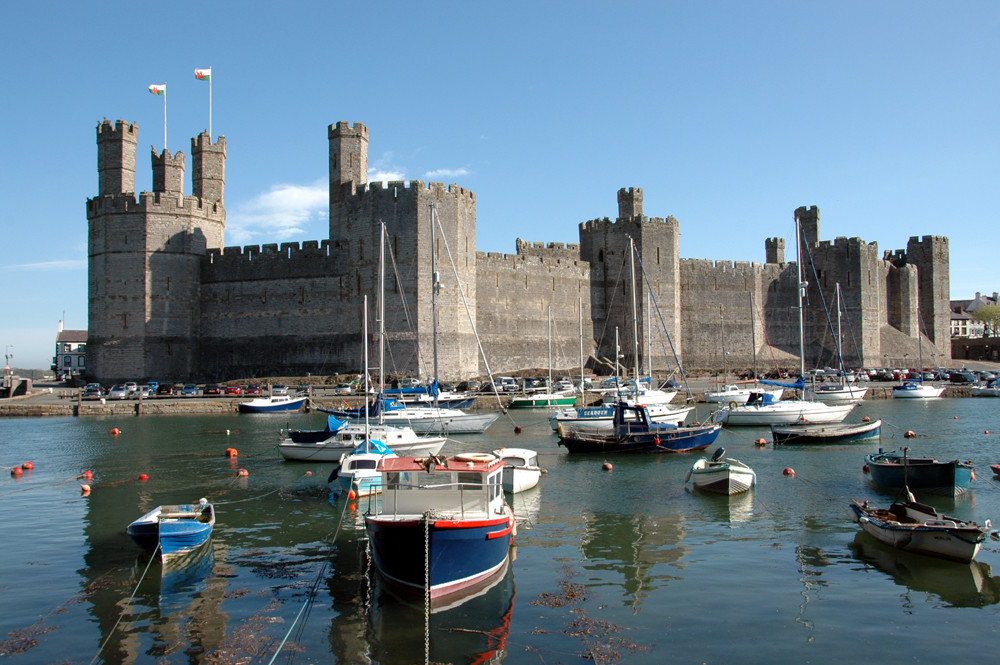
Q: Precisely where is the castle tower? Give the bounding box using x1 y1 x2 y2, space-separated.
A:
152 148 185 194
97 119 137 195
192 132 226 204
87 122 226 383
765 237 785 264
795 205 820 249
618 187 643 220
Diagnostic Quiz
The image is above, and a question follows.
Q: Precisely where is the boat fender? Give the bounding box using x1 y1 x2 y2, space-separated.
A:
862 416 871 422
556 424 564 438
455 453 494 463
971 470 976 481
728 401 738 410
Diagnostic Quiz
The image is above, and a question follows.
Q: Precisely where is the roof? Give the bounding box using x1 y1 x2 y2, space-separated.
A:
56 330 88 343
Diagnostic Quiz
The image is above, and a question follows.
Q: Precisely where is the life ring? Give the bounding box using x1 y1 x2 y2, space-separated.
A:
728 401 738 410
455 453 495 463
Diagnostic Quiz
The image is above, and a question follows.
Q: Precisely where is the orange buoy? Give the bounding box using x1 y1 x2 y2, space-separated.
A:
11 467 23 477
224 447 238 457
137 473 149 481
602 462 613 471
110 427 121 435
754 438 767 446
348 489 356 500
862 416 870 422
971 470 976 481
21 461 34 470
80 484 91 494
237 468 249 477
80 470 93 479
904 430 916 439
304 471 313 476
514 426 522 434
783 467 795 476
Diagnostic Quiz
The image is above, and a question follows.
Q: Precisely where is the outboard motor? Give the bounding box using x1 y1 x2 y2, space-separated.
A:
711 447 726 462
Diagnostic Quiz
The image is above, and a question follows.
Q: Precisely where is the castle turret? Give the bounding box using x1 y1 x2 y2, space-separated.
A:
192 132 226 204
152 148 185 194
795 205 820 249
765 237 785 264
618 187 643 220
97 119 137 195
329 121 368 204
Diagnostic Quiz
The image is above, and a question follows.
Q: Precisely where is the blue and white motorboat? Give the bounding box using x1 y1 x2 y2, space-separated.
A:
127 498 215 561
237 394 308 413
330 438 397 498
556 402 722 454
549 401 694 432
892 380 945 399
279 414 445 461
364 453 515 603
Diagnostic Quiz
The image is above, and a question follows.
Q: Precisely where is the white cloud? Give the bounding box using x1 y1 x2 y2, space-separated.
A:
0 259 86 272
226 179 329 245
423 167 469 180
369 169 406 182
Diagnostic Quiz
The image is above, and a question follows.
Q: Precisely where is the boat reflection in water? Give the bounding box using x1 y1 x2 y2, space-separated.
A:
850 532 1000 608
366 555 516 664
157 543 216 611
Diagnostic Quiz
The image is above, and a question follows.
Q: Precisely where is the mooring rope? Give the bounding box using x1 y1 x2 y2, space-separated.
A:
88 542 161 665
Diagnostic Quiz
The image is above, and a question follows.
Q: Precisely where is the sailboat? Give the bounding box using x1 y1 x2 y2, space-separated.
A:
805 283 867 403
892 305 945 399
341 217 499 432
508 306 578 408
714 213 857 426
330 297 398 499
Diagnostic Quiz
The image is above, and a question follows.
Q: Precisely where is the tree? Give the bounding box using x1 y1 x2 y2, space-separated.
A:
971 304 1000 338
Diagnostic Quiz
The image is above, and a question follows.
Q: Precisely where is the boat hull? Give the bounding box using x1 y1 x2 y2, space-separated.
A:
865 453 973 496
559 423 722 454
237 396 307 413
365 508 514 601
714 401 855 426
849 500 986 563
279 424 445 462
508 394 577 408
770 420 882 445
690 461 756 495
892 383 945 399
127 502 215 560
378 410 500 434
549 404 694 432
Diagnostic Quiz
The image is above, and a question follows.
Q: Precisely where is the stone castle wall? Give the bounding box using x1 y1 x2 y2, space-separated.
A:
85 119 953 383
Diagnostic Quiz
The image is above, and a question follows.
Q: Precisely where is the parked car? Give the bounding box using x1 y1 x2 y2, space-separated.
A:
146 381 160 392
156 384 176 396
204 383 221 395
457 380 481 392
296 384 311 395
83 383 103 399
334 383 353 395
108 385 128 399
272 384 289 396
136 385 153 398
124 381 138 395
224 385 243 396
181 383 200 397
244 384 262 396
949 371 976 384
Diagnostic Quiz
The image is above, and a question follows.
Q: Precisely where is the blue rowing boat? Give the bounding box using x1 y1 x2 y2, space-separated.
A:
127 498 216 560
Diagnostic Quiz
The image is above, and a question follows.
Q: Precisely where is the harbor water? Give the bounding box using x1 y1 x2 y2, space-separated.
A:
2 397 1000 664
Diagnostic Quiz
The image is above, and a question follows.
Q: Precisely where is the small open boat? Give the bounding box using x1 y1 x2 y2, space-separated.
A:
849 494 990 563
127 498 215 561
865 448 974 496
492 447 542 493
686 447 756 495
237 394 308 413
770 419 881 445
330 438 397 498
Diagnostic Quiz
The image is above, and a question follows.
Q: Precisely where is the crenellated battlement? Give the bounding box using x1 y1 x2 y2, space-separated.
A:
98 118 138 139
87 191 225 218
578 214 679 234
514 238 581 260
476 249 588 271
352 179 476 202
680 258 763 272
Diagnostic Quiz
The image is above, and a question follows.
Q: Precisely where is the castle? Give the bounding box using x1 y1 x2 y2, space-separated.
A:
86 119 950 383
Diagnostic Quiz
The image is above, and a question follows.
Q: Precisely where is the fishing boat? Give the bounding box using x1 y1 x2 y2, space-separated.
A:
491 447 542 493
331 438 397 498
548 401 694 432
971 380 1000 397
849 493 990 563
865 448 974 496
127 498 215 561
237 394 308 413
713 388 856 426
770 419 882 445
686 447 756 495
557 402 722 454
364 453 515 603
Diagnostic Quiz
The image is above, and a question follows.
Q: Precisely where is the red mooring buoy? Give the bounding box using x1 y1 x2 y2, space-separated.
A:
904 430 916 439
514 426 522 434
80 470 93 480
21 461 34 470
783 467 796 476
237 468 249 477
602 462 613 471
137 473 149 481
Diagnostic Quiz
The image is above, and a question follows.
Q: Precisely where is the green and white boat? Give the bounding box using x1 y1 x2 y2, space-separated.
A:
508 392 577 408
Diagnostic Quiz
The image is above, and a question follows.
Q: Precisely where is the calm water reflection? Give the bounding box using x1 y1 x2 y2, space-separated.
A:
1 398 1000 663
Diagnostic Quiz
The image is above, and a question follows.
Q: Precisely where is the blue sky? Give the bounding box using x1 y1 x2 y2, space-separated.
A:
2 1 997 369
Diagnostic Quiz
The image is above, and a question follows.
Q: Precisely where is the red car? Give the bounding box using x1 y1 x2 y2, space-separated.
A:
224 385 242 396
244 384 262 396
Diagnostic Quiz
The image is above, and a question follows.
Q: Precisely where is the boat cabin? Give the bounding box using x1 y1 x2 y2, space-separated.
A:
376 455 506 519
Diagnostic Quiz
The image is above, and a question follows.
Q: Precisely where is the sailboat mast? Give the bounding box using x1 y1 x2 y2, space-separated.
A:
579 296 584 393
629 236 639 385
378 224 385 400
795 211 806 380
363 295 370 440
430 204 441 408
720 306 727 381
548 306 553 389
749 292 757 381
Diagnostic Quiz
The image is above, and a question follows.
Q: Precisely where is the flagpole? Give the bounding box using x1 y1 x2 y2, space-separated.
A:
163 84 168 151
209 66 212 138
